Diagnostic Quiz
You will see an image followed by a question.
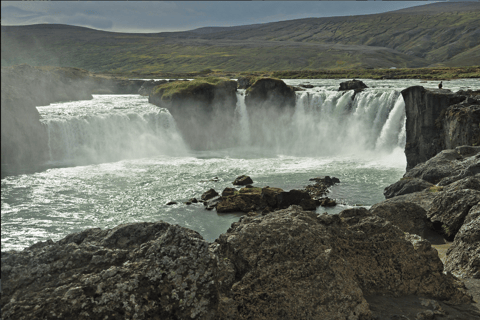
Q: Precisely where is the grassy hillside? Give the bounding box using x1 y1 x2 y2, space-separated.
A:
2 2 480 74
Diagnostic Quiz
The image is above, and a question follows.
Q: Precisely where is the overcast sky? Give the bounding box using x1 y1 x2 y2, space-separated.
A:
0 1 462 33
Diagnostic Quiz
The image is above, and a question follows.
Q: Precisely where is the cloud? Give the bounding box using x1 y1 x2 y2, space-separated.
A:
1 1 443 33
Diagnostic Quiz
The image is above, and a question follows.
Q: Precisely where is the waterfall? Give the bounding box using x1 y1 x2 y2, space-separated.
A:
40 97 187 166
235 90 250 146
236 88 406 157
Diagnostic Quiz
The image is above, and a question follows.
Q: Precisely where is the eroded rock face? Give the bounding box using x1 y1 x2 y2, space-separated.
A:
401 86 480 170
1 207 473 319
214 206 470 319
1 222 219 320
445 217 480 279
148 79 238 150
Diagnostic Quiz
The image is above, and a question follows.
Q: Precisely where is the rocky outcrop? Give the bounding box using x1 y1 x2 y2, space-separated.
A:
338 80 368 99
382 147 480 239
403 146 480 185
444 217 480 279
244 78 296 111
236 76 255 89
148 78 238 150
338 80 368 92
2 207 472 319
401 86 480 170
215 186 316 213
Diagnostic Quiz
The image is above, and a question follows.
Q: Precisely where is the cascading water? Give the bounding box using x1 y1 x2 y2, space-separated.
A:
4 78 478 251
38 95 188 166
234 88 406 157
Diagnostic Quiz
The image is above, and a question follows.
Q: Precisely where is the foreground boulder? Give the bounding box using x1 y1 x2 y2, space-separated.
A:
1 222 219 320
402 86 480 170
148 77 238 150
214 206 470 319
2 207 472 319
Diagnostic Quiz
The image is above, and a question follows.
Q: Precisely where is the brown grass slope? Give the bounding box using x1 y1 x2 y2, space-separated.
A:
1 2 479 73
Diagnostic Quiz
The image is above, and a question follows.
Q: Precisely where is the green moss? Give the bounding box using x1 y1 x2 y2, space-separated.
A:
427 186 444 193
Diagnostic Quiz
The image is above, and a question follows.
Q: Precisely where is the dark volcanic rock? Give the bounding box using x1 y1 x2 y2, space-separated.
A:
221 187 237 197
401 86 480 170
201 188 219 201
306 176 340 199
338 80 368 91
232 175 253 186
370 201 429 237
403 146 480 185
1 207 474 319
214 206 470 319
445 217 480 279
237 76 255 89
383 177 433 199
244 78 296 111
426 189 480 240
1 222 219 320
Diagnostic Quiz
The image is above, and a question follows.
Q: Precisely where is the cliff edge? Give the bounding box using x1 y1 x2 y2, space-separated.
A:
401 86 480 170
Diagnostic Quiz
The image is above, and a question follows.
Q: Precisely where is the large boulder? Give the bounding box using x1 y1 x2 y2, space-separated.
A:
148 77 238 150
1 222 219 320
214 206 470 319
444 217 480 279
401 86 480 170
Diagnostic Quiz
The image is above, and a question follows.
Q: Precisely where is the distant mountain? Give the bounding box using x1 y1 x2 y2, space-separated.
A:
2 2 479 73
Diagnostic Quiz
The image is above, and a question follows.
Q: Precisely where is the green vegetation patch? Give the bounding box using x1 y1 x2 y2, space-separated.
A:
427 186 444 193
